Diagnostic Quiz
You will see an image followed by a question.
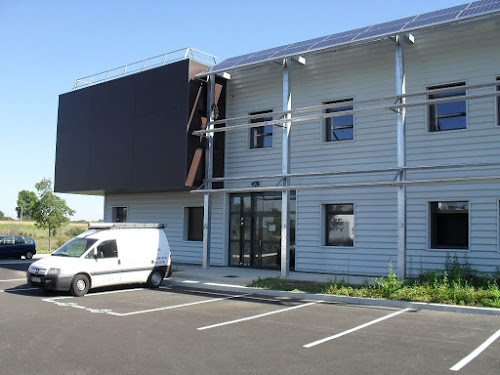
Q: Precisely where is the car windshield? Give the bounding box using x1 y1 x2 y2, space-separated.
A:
52 238 97 258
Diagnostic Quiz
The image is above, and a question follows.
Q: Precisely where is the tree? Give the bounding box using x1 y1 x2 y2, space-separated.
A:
0 211 4 219
32 178 75 251
16 190 39 220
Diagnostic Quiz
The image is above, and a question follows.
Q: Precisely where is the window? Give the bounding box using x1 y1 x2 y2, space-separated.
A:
325 204 354 246
15 236 26 244
430 201 469 249
325 99 354 141
0 236 14 245
187 207 204 241
96 240 118 258
428 82 466 132
250 110 273 148
112 206 127 222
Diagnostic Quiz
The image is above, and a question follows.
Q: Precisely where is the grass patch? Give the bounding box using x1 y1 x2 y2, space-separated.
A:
0 220 87 253
250 263 500 308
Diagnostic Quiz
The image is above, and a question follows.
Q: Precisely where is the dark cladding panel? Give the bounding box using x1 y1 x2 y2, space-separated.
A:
55 59 195 194
132 112 186 189
55 126 90 192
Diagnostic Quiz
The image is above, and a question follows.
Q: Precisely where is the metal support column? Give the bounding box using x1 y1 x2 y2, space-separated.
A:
395 35 407 280
281 58 292 278
203 75 215 270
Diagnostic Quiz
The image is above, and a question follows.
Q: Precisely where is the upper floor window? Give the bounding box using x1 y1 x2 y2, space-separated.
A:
112 206 127 222
430 201 469 250
428 82 466 132
250 110 273 149
325 99 354 141
324 203 354 247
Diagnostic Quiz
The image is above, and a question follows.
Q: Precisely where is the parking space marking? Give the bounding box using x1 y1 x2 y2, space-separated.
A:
0 278 27 282
303 308 411 348
450 328 500 371
109 293 251 317
43 288 148 301
198 301 320 331
41 287 250 317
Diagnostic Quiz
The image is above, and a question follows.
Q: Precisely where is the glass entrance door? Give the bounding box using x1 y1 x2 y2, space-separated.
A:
229 192 295 270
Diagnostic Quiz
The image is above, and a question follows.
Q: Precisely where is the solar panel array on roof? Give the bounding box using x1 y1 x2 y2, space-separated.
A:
206 0 500 75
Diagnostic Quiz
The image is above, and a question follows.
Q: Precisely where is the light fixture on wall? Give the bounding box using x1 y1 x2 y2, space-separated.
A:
251 181 260 187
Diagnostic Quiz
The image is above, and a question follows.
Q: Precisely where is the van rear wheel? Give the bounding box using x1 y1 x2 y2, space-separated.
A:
147 270 163 288
70 274 90 297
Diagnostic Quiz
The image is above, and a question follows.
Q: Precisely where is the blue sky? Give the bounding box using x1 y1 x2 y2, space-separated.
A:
0 0 468 221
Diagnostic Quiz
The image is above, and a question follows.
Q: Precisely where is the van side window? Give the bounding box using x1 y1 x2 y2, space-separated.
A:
96 240 118 258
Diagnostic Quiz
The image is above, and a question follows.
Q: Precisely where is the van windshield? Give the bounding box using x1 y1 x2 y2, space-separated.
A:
52 238 98 258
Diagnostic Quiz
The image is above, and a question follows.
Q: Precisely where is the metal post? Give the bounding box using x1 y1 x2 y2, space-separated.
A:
281 58 292 278
395 35 407 280
203 75 215 270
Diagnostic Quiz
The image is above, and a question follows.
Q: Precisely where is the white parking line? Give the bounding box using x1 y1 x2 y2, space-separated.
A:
303 308 411 348
109 293 250 317
198 301 320 330
0 278 26 282
450 328 500 371
43 287 148 301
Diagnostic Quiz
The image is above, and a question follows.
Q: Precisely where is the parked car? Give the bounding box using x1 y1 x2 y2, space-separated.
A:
27 223 172 296
0 235 36 259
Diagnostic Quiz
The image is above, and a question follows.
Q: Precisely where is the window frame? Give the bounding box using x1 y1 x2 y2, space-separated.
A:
185 206 204 242
249 110 273 149
323 203 355 247
112 206 128 223
323 98 355 142
428 200 470 250
427 82 467 133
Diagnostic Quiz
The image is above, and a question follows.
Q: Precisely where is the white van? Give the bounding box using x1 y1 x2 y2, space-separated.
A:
27 223 172 297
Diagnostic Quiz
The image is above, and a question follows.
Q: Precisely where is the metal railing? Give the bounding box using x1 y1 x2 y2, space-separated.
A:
73 47 217 90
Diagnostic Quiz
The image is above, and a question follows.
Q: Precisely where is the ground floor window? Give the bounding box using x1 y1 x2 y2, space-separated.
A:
430 201 469 249
112 206 127 222
186 207 204 241
324 203 355 246
229 192 295 269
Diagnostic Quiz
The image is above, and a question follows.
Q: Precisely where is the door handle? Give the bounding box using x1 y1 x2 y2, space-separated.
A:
118 259 121 265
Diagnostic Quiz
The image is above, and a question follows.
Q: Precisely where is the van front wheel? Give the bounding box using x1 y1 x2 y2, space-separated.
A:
147 270 163 288
70 274 90 297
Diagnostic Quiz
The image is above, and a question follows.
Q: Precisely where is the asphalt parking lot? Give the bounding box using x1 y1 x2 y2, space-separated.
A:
1 260 499 375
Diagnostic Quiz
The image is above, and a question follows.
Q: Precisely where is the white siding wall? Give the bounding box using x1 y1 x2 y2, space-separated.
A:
104 192 226 266
223 19 500 276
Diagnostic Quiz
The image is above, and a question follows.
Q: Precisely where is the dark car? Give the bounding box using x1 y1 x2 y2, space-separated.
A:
0 235 36 259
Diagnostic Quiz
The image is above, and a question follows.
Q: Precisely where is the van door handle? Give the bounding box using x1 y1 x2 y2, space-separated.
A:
118 259 121 265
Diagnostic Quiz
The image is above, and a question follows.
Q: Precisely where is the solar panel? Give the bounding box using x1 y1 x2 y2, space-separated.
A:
206 0 500 74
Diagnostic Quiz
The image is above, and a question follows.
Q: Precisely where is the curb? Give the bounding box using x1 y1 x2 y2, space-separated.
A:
165 277 500 317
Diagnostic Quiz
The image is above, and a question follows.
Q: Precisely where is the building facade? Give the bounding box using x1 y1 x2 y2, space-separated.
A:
56 1 500 279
